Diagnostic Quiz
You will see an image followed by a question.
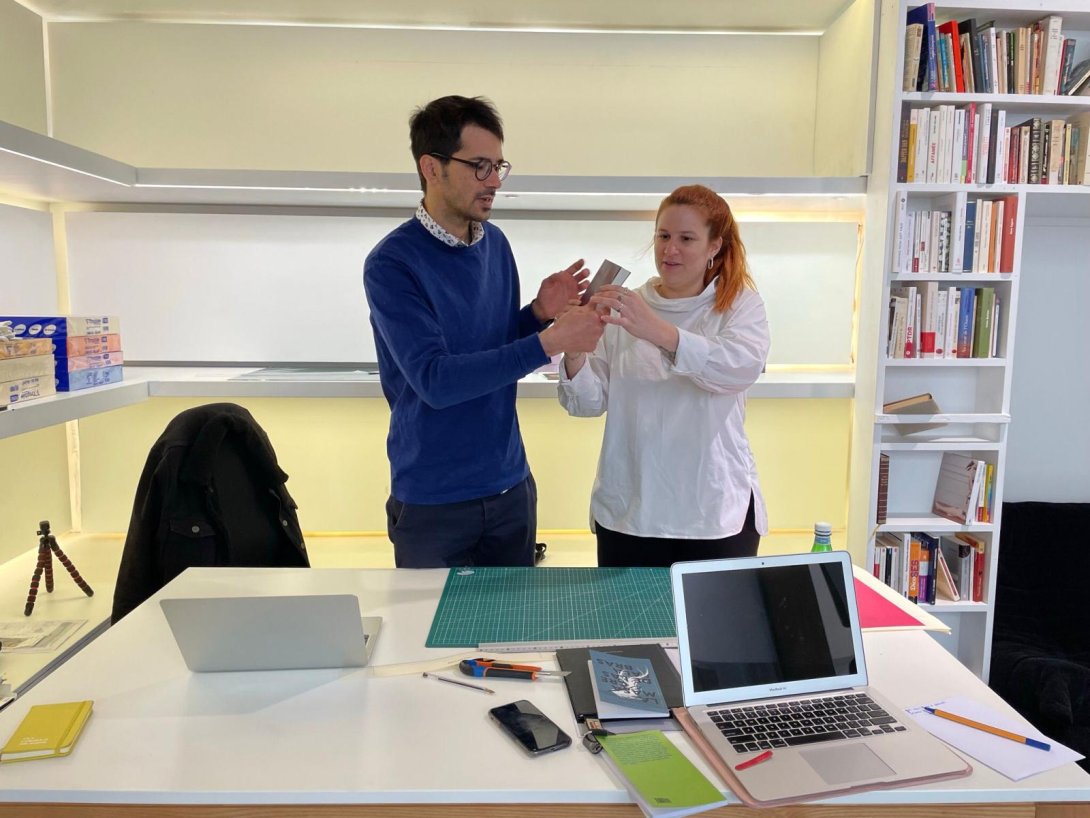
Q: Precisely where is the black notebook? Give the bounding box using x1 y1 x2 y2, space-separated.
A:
556 644 683 725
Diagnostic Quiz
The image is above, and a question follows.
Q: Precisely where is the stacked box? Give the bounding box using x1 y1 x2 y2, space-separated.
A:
2 375 56 405
0 339 59 406
0 317 124 392
0 316 120 339
55 365 125 391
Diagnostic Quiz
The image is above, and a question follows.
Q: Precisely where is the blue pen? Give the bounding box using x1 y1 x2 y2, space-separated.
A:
924 706 1051 751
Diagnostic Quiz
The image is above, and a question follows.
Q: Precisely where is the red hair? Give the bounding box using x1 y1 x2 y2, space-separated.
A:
655 185 755 313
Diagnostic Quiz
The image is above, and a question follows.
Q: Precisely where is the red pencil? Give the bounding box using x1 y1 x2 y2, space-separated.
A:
735 749 773 770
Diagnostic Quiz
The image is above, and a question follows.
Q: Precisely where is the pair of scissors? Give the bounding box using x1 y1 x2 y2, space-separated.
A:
458 658 571 681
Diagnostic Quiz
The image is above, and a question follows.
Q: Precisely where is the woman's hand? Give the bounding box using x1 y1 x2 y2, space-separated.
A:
590 285 679 353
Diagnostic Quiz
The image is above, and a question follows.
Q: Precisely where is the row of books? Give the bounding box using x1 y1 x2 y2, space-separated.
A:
0 316 124 404
892 193 1016 274
888 284 1000 360
905 5 1090 96
933 452 995 525
897 103 1090 185
873 530 986 605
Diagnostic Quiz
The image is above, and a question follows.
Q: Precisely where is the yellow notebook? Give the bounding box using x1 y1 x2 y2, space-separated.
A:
0 700 93 763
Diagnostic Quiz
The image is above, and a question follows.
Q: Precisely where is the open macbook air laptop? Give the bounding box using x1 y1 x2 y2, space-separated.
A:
160 595 382 672
670 551 970 807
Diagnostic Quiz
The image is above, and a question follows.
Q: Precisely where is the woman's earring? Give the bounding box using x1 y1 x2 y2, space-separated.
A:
706 257 714 270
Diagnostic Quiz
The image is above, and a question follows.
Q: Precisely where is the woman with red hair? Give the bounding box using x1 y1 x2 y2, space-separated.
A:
559 185 770 567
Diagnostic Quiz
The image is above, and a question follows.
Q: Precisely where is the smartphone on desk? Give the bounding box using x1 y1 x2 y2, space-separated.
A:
489 699 572 756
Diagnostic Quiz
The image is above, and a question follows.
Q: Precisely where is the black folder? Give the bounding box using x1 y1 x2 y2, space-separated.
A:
556 643 683 725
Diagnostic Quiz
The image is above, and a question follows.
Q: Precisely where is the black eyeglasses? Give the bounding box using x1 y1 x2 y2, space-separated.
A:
429 153 511 182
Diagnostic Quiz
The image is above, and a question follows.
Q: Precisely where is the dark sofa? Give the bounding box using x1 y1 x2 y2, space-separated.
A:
989 501 1090 771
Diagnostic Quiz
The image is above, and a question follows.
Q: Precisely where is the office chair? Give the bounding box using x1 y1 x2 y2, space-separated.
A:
111 403 309 623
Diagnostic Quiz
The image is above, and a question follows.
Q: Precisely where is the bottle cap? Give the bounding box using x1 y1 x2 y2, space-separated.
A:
814 522 832 536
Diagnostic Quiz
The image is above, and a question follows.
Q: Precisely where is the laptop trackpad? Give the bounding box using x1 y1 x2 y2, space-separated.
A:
800 744 894 785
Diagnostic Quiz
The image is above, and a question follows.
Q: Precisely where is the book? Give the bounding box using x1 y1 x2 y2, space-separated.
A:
876 453 890 525
956 286 975 358
931 452 980 524
596 730 730 818
955 533 987 602
0 700 93 763
904 24 924 92
884 392 945 436
907 4 938 91
1064 57 1090 95
999 195 1018 273
557 644 682 727
589 651 668 719
972 287 995 359
1068 113 1090 185
1037 16 1063 96
937 21 965 92
939 535 974 601
917 532 939 604
933 542 960 602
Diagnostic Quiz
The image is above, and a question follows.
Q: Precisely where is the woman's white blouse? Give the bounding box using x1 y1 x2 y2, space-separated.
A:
558 278 770 539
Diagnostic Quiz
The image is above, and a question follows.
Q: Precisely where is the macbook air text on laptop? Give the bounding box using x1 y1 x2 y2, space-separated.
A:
671 551 970 807
161 594 382 672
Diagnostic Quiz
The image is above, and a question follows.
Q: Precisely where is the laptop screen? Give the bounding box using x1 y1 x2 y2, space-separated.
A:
672 552 868 707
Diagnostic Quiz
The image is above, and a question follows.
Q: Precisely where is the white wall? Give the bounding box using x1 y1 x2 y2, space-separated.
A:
1005 220 1090 502
64 209 859 365
0 203 57 310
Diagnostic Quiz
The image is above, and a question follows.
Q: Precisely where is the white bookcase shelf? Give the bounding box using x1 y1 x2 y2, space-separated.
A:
863 0 1090 679
879 516 995 534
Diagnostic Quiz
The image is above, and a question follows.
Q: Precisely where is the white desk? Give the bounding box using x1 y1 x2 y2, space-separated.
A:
0 567 1086 818
0 536 120 697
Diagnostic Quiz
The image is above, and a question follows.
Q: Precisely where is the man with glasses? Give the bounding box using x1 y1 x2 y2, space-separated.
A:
364 95 603 568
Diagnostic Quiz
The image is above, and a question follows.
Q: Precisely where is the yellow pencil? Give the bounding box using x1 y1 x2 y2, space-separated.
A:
924 707 1050 751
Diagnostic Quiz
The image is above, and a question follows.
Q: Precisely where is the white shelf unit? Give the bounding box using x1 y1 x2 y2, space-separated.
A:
0 367 857 442
868 1 1090 680
0 116 864 438
0 119 866 214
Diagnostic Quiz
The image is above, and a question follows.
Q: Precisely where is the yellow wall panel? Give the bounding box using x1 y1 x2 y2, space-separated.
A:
47 23 820 176
0 0 47 133
77 396 851 544
0 425 71 564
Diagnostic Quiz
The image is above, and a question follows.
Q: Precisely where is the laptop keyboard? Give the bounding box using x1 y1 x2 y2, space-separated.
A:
708 692 907 753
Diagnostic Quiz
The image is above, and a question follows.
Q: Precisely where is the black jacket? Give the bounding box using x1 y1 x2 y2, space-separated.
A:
111 403 309 623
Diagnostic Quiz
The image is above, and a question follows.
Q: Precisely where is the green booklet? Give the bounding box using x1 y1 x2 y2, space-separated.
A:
597 730 730 818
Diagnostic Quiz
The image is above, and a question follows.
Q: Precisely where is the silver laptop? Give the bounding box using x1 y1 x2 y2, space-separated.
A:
671 551 970 807
160 595 382 672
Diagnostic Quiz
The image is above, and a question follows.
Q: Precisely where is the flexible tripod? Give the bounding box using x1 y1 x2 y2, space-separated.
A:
24 521 94 616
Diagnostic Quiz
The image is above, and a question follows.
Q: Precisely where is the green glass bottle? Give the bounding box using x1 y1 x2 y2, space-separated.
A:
811 521 833 552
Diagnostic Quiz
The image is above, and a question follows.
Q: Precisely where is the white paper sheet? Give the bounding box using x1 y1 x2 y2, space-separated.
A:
907 696 1084 781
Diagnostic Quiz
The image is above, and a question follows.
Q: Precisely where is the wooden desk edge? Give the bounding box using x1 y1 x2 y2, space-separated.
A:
0 801 1087 818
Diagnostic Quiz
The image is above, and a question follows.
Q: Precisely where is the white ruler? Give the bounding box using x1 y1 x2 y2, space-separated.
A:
479 637 677 653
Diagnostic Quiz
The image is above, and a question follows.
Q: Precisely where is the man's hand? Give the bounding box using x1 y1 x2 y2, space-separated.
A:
532 259 590 322
539 305 604 357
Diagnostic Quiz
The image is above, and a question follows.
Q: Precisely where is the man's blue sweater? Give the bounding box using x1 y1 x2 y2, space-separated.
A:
363 218 549 504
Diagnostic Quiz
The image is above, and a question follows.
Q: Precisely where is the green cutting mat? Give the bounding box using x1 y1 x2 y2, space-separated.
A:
425 566 676 648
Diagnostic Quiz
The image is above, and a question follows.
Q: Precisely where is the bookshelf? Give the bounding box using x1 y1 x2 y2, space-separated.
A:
866 1 1090 679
